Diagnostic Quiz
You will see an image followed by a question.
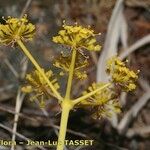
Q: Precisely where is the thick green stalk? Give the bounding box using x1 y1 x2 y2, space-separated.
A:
56 100 72 150
65 48 77 99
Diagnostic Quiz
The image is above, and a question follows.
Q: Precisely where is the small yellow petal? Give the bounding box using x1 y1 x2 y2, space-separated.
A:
21 86 33 93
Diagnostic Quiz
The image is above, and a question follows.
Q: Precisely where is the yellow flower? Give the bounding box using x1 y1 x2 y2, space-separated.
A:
92 99 121 119
21 85 33 93
53 52 88 80
0 15 35 45
79 82 121 119
81 83 112 105
22 69 59 107
106 57 139 91
52 21 101 51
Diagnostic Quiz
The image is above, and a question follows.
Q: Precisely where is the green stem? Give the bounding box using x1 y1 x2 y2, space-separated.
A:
65 48 77 99
56 100 72 150
17 40 63 102
57 48 77 150
73 83 111 105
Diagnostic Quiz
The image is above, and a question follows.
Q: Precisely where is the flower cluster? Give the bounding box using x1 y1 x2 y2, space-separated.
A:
22 69 59 107
92 99 121 119
52 21 101 51
53 52 89 80
0 15 35 45
106 57 139 91
79 83 121 119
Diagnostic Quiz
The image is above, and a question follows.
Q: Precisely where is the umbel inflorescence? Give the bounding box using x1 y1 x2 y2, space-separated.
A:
53 21 101 51
106 57 139 91
0 15 35 45
0 15 139 150
21 69 60 107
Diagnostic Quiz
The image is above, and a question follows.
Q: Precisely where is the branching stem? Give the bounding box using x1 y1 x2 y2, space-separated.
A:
17 40 63 102
57 48 77 150
73 83 111 105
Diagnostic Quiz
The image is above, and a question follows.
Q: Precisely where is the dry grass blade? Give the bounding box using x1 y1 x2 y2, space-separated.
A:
120 9 128 49
20 56 28 79
11 90 25 150
117 92 150 134
4 59 19 78
97 0 124 82
119 34 150 60
11 48 28 150
126 126 150 138
0 84 14 93
20 0 33 18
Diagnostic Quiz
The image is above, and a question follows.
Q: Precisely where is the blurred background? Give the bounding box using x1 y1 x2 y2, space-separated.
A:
0 0 150 150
